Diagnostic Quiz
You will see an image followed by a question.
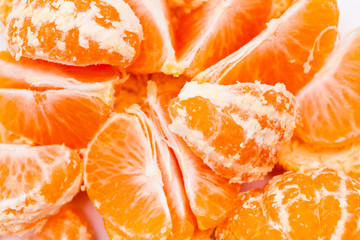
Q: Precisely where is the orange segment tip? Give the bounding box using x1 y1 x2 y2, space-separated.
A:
217 168 360 239
0 144 82 236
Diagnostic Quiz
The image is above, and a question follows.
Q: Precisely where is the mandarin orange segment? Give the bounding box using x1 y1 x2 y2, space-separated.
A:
278 138 360 177
217 168 360 239
26 206 93 240
295 30 360 147
176 0 272 78
6 0 143 66
194 0 339 94
0 144 82 236
0 51 124 106
84 107 172 239
168 81 298 183
125 0 179 75
216 190 284 240
149 111 196 239
147 82 240 230
0 89 111 149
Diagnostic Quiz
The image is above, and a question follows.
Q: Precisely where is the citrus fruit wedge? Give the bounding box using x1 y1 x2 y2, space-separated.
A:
125 0 178 75
147 81 240 229
295 30 360 146
0 144 82 236
0 51 124 106
278 138 360 177
217 168 360 239
168 81 298 183
194 0 339 94
6 0 143 66
148 110 196 239
26 206 93 240
84 107 172 239
176 0 272 78
0 89 111 149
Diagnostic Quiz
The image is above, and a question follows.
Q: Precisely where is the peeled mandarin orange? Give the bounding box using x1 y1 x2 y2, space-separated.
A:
149 111 196 239
217 168 360 239
0 144 82 236
0 89 111 149
278 138 360 177
84 107 172 239
194 0 339 94
176 0 272 78
147 81 240 229
6 0 143 66
295 30 360 147
217 190 284 240
0 51 124 106
125 0 178 75
168 81 298 183
26 206 93 240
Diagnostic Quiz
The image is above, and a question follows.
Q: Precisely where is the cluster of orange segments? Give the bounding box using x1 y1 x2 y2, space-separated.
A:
1 0 360 239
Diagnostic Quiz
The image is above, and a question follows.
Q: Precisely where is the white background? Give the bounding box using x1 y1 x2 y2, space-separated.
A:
1 0 360 239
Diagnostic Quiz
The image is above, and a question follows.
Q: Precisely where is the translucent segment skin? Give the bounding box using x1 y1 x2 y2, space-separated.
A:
147 81 240 230
176 0 272 78
168 81 298 183
6 0 143 66
217 168 360 240
194 0 339 95
26 207 94 240
295 30 360 147
0 144 82 236
0 89 111 149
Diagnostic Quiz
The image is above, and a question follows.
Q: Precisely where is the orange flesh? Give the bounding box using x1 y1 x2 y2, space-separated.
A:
0 144 82 236
295 30 360 146
149 111 196 239
194 0 339 94
176 0 272 78
217 168 360 239
0 89 111 149
168 81 298 183
147 82 240 229
125 0 178 75
85 109 172 239
6 0 143 66
26 207 93 240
